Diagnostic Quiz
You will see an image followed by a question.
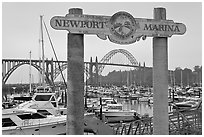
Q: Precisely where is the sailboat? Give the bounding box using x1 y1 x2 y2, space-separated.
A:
2 16 66 135
2 89 114 135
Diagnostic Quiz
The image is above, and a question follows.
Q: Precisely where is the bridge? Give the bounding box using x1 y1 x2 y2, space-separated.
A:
2 49 148 86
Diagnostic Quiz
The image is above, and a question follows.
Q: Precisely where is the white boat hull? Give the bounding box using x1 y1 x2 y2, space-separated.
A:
139 97 149 102
2 120 66 135
2 113 107 135
103 111 135 117
96 110 138 123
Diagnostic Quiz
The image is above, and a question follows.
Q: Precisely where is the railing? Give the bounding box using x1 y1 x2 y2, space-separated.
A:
168 105 202 135
108 103 202 135
109 117 153 135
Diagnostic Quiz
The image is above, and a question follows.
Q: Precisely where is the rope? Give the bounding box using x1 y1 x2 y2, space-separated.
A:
42 19 67 89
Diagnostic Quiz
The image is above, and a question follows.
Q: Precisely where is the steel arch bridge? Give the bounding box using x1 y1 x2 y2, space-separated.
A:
53 63 91 80
2 59 54 85
3 62 42 84
97 49 138 75
53 49 139 79
53 63 91 81
2 49 139 85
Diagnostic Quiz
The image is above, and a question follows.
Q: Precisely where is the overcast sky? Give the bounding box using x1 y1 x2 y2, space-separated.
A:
2 2 202 84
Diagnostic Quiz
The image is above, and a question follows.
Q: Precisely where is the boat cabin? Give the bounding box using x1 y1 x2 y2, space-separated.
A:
32 92 58 108
34 86 52 93
16 92 60 116
107 104 123 111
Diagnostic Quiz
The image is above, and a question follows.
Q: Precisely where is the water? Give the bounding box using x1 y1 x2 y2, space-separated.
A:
119 98 175 117
117 98 153 116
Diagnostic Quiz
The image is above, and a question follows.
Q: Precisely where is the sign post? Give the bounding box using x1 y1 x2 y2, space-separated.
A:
50 7 186 135
153 7 169 134
66 8 84 135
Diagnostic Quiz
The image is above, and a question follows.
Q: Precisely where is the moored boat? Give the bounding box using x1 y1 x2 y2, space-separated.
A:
2 90 115 135
172 97 201 110
2 108 67 135
138 97 150 102
95 103 139 123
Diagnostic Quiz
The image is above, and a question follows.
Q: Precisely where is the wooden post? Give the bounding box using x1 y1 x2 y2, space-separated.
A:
100 97 103 120
66 8 84 135
89 57 93 86
95 56 99 87
153 7 169 135
172 89 175 102
64 90 67 107
198 90 201 98
61 90 64 104
85 66 88 109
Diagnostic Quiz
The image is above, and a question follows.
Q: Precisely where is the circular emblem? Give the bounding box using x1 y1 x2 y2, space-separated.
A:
109 11 136 40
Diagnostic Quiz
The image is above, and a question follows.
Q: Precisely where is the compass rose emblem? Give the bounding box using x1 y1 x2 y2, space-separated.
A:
109 11 137 41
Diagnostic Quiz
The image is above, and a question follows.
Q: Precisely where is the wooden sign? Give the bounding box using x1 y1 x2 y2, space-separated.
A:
50 11 186 44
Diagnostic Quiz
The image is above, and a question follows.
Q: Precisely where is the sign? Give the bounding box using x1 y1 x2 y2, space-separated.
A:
50 11 186 44
108 12 139 44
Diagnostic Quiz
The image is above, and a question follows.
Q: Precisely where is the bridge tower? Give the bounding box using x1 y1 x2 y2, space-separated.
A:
3 58 56 86
45 58 54 87
2 60 6 85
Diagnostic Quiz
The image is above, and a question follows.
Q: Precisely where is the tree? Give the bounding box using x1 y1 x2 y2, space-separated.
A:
183 68 192 87
193 66 202 86
174 67 182 86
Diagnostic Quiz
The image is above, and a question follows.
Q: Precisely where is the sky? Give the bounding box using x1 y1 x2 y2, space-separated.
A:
1 1 203 84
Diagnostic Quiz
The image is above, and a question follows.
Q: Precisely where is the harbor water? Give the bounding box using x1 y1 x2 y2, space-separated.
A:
112 98 173 117
119 99 153 117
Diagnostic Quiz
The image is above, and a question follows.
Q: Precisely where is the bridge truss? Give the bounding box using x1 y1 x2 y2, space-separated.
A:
2 49 140 86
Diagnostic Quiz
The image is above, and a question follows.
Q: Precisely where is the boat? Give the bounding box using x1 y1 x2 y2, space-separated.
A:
119 94 130 99
2 90 115 135
101 97 117 104
85 98 98 110
2 107 113 135
2 101 16 109
92 97 118 110
2 86 67 135
172 97 201 110
138 97 150 102
148 96 153 104
17 89 65 115
95 103 139 123
2 107 67 135
129 93 141 100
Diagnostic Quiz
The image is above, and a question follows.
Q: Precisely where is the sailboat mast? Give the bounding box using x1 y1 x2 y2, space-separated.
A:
29 51 32 93
127 70 129 87
40 15 45 89
38 26 42 85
